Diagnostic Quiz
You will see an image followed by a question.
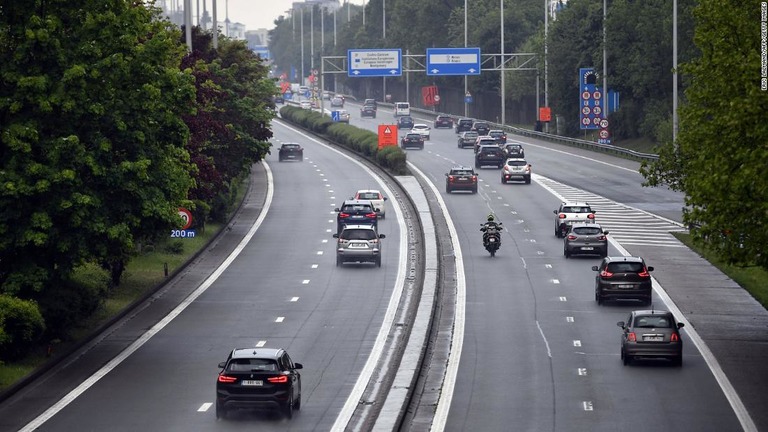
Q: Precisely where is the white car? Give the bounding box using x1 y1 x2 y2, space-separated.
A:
354 189 388 219
411 124 431 140
338 110 350 123
300 101 312 110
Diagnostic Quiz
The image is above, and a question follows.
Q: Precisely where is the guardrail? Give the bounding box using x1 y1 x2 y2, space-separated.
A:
280 98 659 161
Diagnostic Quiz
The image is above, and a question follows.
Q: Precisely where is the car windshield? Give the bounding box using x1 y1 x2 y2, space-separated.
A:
562 206 592 213
406 134 421 139
606 262 645 273
490 131 504 137
282 144 299 149
506 145 521 150
357 192 380 200
573 227 602 235
464 132 478 137
341 229 377 240
634 316 672 328
451 170 474 176
506 160 528 166
228 358 277 372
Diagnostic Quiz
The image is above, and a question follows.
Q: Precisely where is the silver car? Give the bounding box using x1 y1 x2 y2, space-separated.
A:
564 222 609 258
333 225 386 267
457 131 479 148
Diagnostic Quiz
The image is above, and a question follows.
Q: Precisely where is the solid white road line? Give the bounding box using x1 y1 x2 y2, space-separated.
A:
19 163 276 432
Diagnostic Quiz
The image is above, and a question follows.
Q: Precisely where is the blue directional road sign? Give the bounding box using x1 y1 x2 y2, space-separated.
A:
348 49 402 77
331 111 341 122
427 48 481 76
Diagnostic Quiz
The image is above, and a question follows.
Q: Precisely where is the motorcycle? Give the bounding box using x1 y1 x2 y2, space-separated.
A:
480 222 503 257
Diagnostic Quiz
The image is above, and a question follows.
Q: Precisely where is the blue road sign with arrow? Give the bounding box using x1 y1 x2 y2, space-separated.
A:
426 48 481 76
348 49 402 77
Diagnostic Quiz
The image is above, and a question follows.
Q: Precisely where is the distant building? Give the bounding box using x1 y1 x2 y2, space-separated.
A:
549 0 568 20
246 29 270 49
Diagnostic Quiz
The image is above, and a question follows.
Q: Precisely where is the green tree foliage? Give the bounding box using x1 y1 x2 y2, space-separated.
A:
0 2 196 293
640 0 768 269
0 294 45 360
180 28 273 220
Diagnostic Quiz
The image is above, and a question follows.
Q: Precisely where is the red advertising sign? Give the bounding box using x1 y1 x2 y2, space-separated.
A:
421 85 439 106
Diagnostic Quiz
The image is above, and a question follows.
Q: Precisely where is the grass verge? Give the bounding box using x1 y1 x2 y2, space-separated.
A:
673 232 768 309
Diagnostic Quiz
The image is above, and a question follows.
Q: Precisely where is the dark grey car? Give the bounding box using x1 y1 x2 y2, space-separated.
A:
564 223 608 258
593 256 654 305
617 310 684 366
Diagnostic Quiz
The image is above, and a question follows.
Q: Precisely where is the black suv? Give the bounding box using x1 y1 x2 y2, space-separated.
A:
593 256 654 305
335 199 378 233
216 348 303 419
455 118 474 133
475 145 505 169
445 166 478 193
278 143 304 162
401 133 425 150
471 121 491 136
361 105 376 118
364 98 377 109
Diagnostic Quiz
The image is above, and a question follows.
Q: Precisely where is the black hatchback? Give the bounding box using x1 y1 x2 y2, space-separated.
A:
593 256 654 305
397 115 414 129
617 310 684 366
278 143 304 162
216 348 303 419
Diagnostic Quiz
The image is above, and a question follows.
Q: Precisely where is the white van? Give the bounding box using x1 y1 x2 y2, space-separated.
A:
394 101 410 117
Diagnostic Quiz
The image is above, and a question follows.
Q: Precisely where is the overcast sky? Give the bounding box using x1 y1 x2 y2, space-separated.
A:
188 0 365 32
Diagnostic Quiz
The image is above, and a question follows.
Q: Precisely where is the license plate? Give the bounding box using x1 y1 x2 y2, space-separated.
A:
581 247 594 250
350 244 368 248
459 177 468 180
643 335 663 342
241 380 263 386
618 284 634 289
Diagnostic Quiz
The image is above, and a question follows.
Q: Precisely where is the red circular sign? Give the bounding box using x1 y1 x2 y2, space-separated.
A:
582 106 591 115
599 118 609 128
599 130 610 139
434 95 441 102
582 91 591 100
178 208 193 230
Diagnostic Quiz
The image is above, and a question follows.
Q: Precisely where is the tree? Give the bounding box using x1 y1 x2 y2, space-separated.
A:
641 0 768 269
0 1 196 294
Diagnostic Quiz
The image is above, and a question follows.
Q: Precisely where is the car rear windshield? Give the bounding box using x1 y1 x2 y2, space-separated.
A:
573 227 602 235
459 119 473 124
341 229 377 240
357 192 380 200
634 315 672 328
342 204 373 212
606 262 645 273
480 148 501 154
451 170 474 176
506 160 528 166
282 144 299 149
464 132 478 137
228 358 278 372
490 131 504 137
406 134 421 139
562 206 592 213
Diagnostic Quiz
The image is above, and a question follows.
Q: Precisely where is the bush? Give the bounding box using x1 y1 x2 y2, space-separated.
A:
37 268 109 340
0 295 46 361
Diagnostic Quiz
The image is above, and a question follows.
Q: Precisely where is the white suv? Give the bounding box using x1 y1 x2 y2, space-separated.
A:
354 189 388 219
553 202 596 237
333 225 386 267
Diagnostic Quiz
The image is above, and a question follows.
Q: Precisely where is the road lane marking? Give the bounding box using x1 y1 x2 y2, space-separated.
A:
290 297 299 302
198 403 212 412
19 162 277 432
302 280 310 284
256 340 267 347
275 317 285 323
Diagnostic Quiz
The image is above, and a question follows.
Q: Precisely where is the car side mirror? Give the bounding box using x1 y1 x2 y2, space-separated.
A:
553 210 558 214
617 321 625 329
383 197 388 201
647 266 655 272
294 363 303 369
677 322 685 329
591 265 599 271
379 234 386 239
603 231 610 235
218 362 226 369
332 234 339 238
334 208 340 212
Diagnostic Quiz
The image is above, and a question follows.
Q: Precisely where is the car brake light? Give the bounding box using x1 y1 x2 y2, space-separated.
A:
600 269 613 278
218 375 237 383
472 175 477 182
587 213 595 219
670 333 679 342
597 235 606 241
339 212 350 218
365 212 377 218
558 213 566 219
448 175 455 183
267 375 289 384
566 234 577 240
638 269 650 277
627 332 636 342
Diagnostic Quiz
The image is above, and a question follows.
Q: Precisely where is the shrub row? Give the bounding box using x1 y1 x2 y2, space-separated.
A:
279 105 408 175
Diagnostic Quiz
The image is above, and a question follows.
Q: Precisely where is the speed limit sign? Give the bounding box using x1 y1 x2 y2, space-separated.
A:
178 208 193 230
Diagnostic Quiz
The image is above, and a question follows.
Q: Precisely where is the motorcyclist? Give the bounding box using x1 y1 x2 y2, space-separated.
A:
480 214 502 246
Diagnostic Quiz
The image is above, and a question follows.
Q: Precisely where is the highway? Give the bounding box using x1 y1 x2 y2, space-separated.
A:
1 101 764 432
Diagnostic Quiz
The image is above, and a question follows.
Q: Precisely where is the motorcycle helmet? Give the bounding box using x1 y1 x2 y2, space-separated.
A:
487 214 495 222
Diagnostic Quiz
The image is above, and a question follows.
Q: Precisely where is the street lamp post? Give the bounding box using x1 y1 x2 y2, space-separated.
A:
383 0 386 101
301 7 305 83
544 0 549 132
603 0 608 127
464 0 468 117
673 0 678 145
500 0 506 126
